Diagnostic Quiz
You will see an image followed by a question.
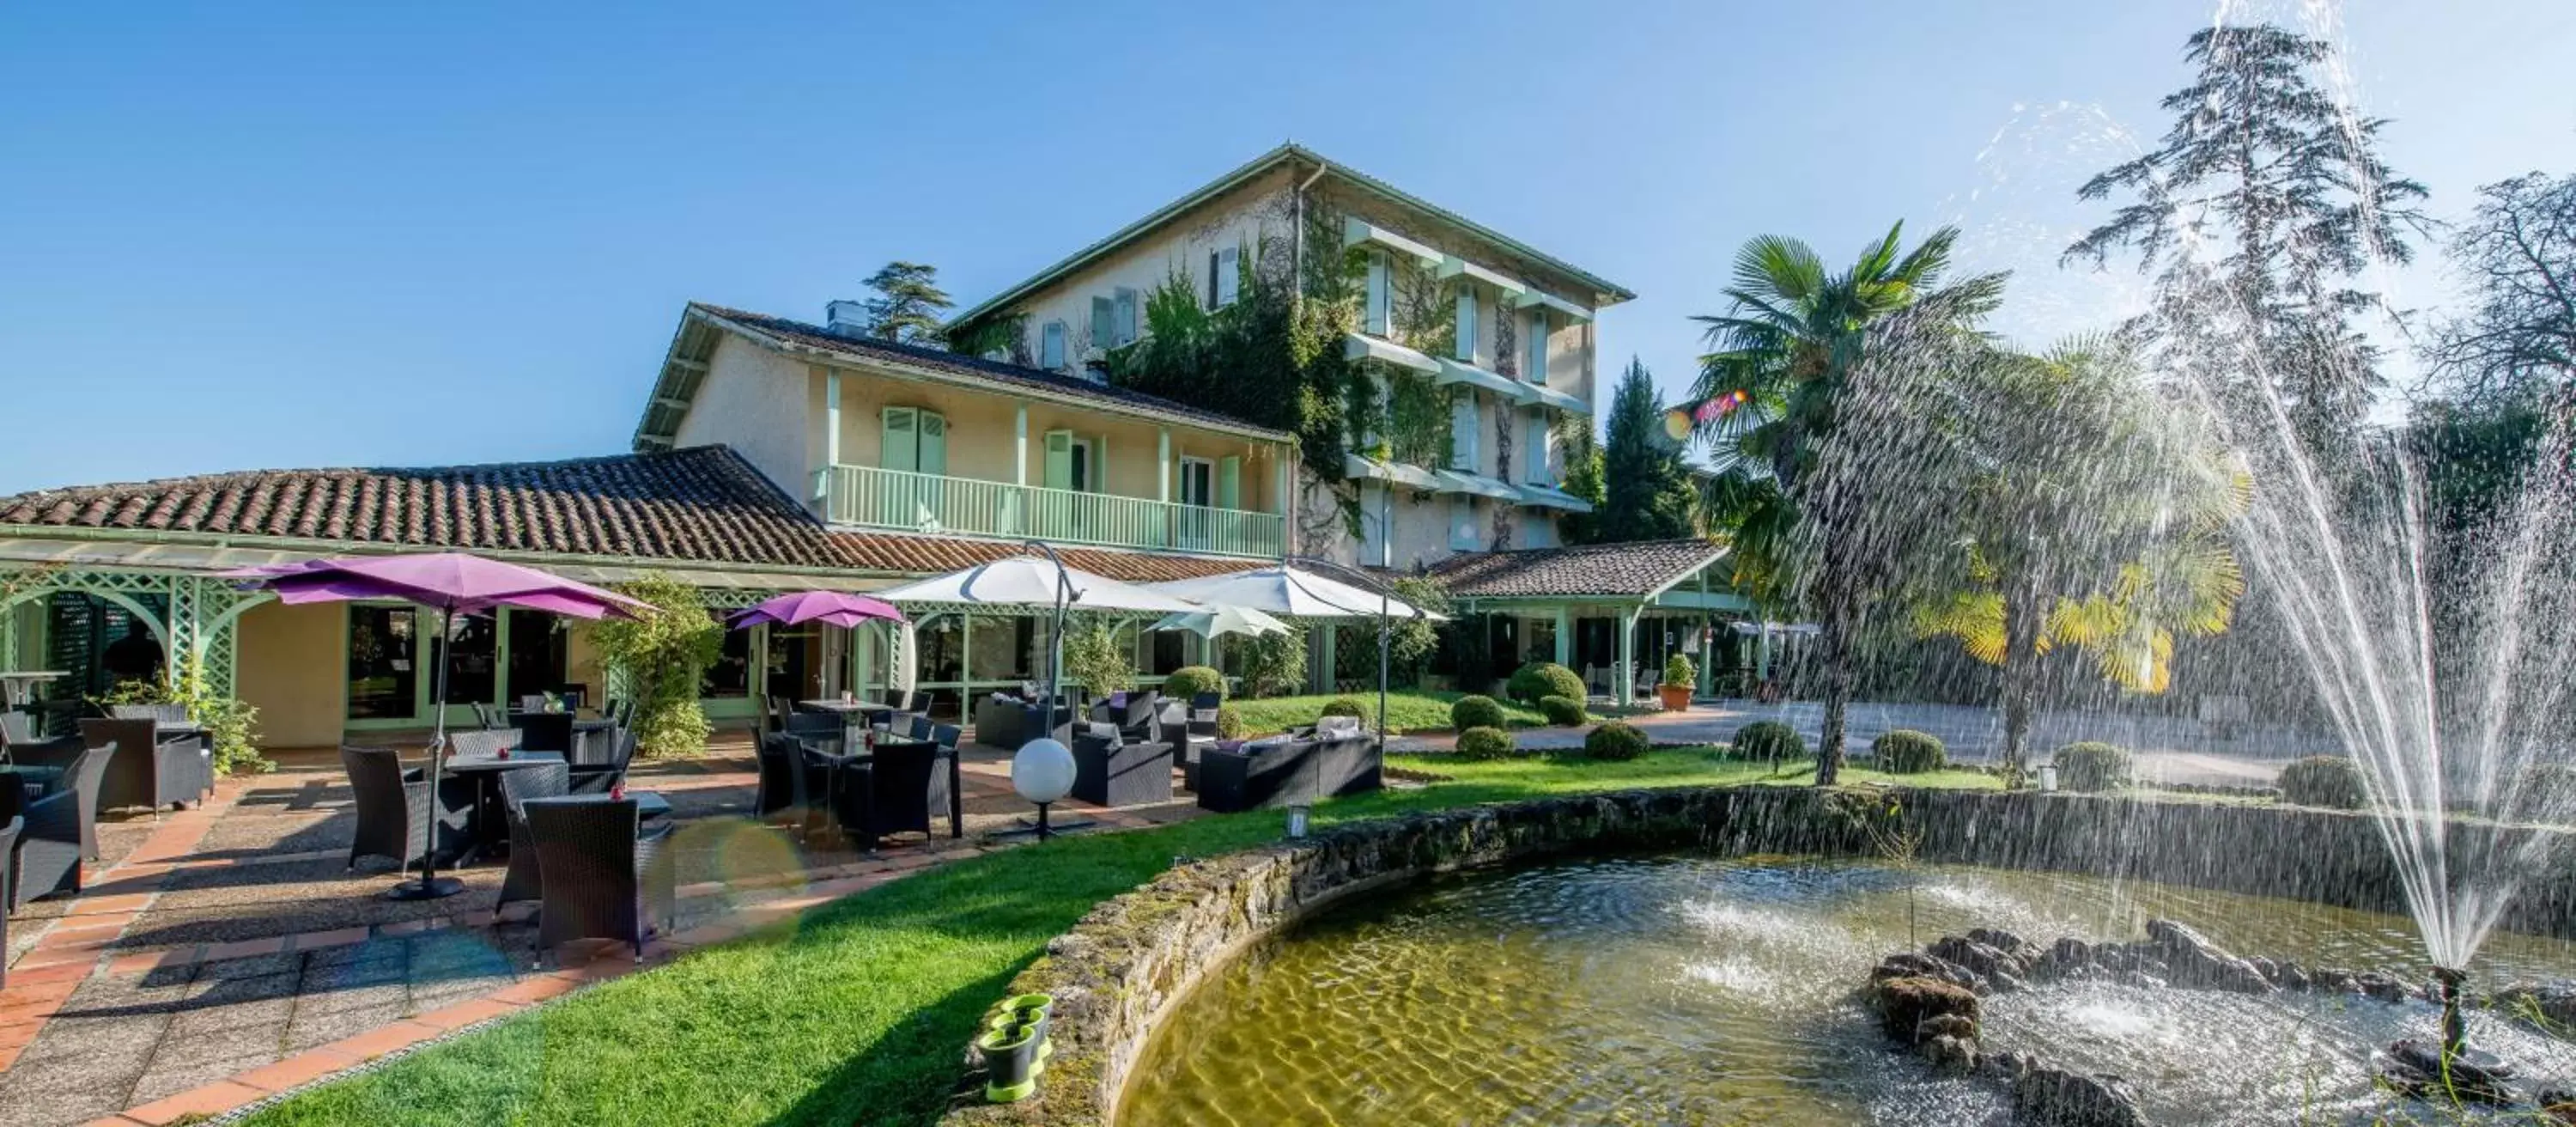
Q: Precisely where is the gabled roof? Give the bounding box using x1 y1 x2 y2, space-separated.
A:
0 446 860 571
1429 539 1728 600
949 143 1636 330
633 303 1293 453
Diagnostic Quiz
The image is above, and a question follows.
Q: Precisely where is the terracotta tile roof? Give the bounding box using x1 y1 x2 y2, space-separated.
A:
1428 539 1728 600
828 532 1265 584
0 446 860 570
692 304 1292 440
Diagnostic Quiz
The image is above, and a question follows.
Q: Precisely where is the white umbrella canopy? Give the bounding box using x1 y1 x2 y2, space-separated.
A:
1149 605 1292 639
1148 565 1443 621
874 555 1200 613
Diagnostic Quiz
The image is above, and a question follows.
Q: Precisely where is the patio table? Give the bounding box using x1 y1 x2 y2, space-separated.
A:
443 752 567 864
0 672 64 711
549 789 672 822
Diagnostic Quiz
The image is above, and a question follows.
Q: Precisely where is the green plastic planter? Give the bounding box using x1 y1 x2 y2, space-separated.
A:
978 1025 1042 1103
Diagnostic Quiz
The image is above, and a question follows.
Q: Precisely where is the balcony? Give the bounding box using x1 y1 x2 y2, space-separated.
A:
814 464 1285 559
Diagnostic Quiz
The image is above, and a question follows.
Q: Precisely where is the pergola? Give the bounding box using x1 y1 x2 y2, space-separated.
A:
1426 539 1756 703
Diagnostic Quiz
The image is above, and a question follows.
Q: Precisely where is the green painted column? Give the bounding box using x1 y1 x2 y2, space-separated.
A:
1315 624 1337 695
1552 606 1571 667
1614 607 1637 706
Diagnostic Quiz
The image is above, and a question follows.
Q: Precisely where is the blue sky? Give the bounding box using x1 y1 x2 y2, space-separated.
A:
3 1 2568 493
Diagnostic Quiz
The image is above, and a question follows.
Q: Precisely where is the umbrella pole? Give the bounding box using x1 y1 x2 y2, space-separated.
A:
392 604 465 900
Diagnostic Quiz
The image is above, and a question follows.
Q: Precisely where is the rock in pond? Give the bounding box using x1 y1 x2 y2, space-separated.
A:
1871 976 1981 1043
2011 1066 2150 1127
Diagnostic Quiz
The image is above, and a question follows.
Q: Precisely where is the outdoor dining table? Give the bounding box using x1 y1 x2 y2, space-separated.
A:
0 672 64 711
797 698 896 725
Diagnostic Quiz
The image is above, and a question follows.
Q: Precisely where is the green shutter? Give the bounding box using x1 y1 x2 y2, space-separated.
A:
1091 297 1115 350
1044 429 1072 490
1218 456 1241 509
918 412 947 477
881 407 918 471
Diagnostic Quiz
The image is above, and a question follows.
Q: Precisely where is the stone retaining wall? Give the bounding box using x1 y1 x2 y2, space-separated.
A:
939 786 2576 1127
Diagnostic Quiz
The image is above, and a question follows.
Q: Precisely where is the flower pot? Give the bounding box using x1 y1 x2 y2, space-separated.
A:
978 1026 1042 1103
1656 685 1692 711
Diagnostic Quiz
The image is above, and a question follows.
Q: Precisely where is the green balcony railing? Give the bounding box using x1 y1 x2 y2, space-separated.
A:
814 463 1285 559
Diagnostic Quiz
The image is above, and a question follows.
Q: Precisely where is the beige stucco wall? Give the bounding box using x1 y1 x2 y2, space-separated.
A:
235 600 346 749
1002 166 1301 370
672 333 819 507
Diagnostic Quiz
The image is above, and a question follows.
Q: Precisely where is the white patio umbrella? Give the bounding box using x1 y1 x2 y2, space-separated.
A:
1148 605 1291 640
875 555 1199 614
1145 566 1443 621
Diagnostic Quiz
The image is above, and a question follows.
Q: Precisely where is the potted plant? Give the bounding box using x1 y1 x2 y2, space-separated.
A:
978 1020 1043 1103
1657 654 1696 712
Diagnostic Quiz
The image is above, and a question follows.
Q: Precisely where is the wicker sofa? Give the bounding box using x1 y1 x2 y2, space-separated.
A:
971 694 1074 752
1194 722 1381 813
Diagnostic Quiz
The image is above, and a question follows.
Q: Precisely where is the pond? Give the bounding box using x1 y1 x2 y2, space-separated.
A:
1118 855 2576 1125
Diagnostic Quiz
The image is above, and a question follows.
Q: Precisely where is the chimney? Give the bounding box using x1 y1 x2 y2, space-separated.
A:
824 300 869 338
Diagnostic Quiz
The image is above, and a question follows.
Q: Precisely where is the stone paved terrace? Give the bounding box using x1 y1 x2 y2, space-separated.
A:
0 734 1205 1127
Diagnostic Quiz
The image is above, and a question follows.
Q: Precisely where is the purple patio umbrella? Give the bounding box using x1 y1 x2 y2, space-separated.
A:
226 552 649 899
726 591 907 716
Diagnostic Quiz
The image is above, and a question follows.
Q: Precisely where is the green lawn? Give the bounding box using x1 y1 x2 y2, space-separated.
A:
1226 689 1551 735
242 750 1993 1127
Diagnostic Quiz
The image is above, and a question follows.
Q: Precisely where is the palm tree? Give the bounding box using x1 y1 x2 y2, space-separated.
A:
1691 222 2005 783
1914 338 2246 779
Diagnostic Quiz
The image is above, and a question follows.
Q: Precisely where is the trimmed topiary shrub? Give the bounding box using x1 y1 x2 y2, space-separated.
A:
2052 742 2132 792
1163 665 1226 702
1506 662 1586 707
1872 729 1947 774
2276 755 2368 809
1730 720 1806 764
1583 721 1649 761
1538 695 1588 727
1455 726 1516 760
1320 697 1369 720
1450 694 1507 732
1215 704 1246 740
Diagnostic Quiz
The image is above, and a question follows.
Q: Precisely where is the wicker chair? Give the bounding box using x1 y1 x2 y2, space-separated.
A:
1071 731 1173 807
79 718 212 813
526 797 676 962
448 728 520 759
753 732 822 830
6 746 100 904
515 712 575 755
568 729 635 795
341 745 466 872
496 761 572 907
0 813 16 984
1 710 36 747
471 703 505 731
861 739 940 844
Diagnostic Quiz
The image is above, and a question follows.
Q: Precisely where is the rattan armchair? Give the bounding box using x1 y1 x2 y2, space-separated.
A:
526 796 676 962
448 728 520 758
514 712 575 755
340 745 467 873
568 729 635 795
6 746 101 904
79 718 211 813
0 814 17 985
496 761 572 907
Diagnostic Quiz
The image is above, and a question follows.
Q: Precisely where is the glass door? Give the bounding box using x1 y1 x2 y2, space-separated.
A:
503 608 568 708
346 606 418 722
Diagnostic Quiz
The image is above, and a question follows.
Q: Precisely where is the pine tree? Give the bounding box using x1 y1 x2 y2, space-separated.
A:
859 261 953 345
2063 23 2427 457
1598 358 1698 543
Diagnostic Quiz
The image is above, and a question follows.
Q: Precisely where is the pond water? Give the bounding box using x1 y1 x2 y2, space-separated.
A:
1118 855 2576 1125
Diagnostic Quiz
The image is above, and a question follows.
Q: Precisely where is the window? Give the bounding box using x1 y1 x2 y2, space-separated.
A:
881 407 947 475
1206 246 1240 308
1450 391 1479 472
345 606 416 721
1041 320 1067 369
1524 407 1552 484
1526 309 1549 383
1364 251 1391 336
1179 457 1214 507
1455 289 1479 362
1449 496 1480 551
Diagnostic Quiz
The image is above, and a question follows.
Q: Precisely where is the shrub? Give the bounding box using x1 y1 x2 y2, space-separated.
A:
1661 653 1696 689
2052 742 2132 792
1583 721 1649 761
1873 729 1948 774
1320 697 1369 720
1455 726 1517 760
1505 662 1585 707
1449 694 1507 732
1730 720 1806 764
1163 665 1226 702
1538 695 1588 726
1215 704 1246 740
2277 755 2369 809
1060 616 1133 697
591 572 725 758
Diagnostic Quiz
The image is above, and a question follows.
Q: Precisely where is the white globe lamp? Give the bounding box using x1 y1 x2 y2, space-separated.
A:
1012 737 1077 839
